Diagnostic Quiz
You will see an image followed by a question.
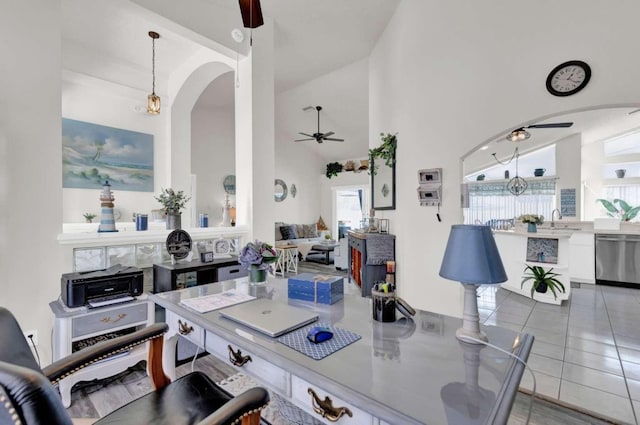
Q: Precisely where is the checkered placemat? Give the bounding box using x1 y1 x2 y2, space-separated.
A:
277 322 361 360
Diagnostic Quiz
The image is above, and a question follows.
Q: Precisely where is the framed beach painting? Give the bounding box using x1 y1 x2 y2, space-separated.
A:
62 118 154 192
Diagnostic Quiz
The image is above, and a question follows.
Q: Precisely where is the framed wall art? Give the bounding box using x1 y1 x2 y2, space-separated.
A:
62 118 154 192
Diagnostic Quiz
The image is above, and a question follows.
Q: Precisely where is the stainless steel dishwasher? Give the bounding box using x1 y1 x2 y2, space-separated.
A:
595 234 640 287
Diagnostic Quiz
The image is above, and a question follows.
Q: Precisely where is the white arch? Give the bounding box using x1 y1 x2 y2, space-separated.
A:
167 51 236 227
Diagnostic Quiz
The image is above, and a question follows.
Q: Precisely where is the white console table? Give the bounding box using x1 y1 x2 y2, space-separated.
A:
49 297 154 407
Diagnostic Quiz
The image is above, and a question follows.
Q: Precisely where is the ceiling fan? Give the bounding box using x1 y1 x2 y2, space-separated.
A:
503 122 574 142
295 106 344 143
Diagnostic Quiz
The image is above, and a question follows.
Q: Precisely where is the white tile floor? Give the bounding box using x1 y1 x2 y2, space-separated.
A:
479 283 640 424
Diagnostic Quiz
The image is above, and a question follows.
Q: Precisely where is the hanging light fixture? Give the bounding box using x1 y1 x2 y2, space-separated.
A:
147 31 161 115
505 128 531 142
506 147 528 196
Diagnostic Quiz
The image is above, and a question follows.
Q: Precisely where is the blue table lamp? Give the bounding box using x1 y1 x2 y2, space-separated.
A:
439 225 507 343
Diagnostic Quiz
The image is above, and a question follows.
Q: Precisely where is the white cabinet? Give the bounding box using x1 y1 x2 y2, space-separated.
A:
50 298 153 407
569 232 595 284
494 232 571 305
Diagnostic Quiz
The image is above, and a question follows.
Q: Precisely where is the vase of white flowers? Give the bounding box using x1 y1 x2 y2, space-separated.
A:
519 214 544 233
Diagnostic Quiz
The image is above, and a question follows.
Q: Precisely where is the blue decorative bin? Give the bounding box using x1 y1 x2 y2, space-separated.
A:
288 273 344 305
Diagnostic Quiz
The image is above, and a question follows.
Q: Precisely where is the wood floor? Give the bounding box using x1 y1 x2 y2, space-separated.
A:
65 352 616 424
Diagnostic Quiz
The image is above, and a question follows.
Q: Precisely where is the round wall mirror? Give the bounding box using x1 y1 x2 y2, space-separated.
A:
274 179 288 202
223 175 236 195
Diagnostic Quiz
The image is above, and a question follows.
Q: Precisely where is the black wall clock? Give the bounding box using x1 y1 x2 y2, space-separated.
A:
546 60 591 97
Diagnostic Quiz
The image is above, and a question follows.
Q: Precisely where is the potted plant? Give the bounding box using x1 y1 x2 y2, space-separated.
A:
518 214 543 232
596 198 640 222
155 188 191 229
325 162 343 178
83 213 97 223
521 265 566 299
369 132 397 175
238 240 278 284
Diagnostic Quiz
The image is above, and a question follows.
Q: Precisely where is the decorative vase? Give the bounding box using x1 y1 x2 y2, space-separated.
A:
248 266 267 284
527 223 537 233
166 213 181 230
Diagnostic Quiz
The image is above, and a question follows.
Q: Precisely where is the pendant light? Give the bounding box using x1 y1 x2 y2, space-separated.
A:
147 31 161 115
492 147 527 196
507 147 528 196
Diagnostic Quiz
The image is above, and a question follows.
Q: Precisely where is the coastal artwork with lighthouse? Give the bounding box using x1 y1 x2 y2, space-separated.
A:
62 118 154 192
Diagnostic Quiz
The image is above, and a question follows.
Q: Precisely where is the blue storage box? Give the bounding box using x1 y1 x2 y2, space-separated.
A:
288 273 344 304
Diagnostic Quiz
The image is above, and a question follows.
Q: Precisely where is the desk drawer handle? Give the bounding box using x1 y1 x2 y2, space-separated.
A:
228 345 252 367
308 388 353 422
178 319 194 336
100 313 126 324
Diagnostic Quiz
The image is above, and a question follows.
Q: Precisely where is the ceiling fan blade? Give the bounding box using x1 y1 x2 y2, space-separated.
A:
323 137 344 142
294 138 314 142
238 0 264 28
322 131 335 138
526 122 573 129
299 132 314 137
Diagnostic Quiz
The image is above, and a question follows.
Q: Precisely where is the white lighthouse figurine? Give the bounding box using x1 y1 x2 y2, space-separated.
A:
98 180 118 232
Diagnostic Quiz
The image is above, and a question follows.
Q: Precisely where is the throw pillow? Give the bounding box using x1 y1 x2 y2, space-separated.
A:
275 222 284 241
295 224 305 239
303 223 318 238
280 225 298 240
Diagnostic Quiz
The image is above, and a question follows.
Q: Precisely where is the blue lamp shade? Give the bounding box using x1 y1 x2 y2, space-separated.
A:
439 225 507 285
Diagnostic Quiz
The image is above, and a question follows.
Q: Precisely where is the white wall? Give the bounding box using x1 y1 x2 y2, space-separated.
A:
369 0 640 316
191 106 235 225
62 77 168 223
1 0 62 365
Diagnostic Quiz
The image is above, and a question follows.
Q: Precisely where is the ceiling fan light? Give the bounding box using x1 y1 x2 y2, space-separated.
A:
506 129 530 142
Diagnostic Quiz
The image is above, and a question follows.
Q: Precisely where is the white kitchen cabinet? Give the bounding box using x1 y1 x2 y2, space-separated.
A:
569 232 595 284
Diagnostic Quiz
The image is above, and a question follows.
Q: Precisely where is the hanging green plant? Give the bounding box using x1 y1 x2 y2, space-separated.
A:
325 162 343 179
369 132 397 175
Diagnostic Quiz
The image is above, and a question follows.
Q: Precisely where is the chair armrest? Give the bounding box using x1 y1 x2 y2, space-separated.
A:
42 322 168 386
197 387 270 425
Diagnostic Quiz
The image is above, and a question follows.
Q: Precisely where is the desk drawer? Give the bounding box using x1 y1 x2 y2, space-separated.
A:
292 375 372 425
72 303 148 338
165 310 205 347
217 264 247 281
205 332 290 396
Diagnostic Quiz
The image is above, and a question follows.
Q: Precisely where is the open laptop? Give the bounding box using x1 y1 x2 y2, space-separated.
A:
219 298 318 337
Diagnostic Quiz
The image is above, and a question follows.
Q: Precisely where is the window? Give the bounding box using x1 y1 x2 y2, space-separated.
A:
464 178 556 226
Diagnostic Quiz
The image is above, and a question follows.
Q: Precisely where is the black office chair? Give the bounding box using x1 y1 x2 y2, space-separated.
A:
0 307 268 425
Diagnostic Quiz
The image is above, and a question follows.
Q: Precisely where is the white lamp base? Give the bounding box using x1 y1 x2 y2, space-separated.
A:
457 283 487 344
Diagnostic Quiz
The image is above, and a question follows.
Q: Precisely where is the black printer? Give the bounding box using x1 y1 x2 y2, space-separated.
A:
61 265 143 308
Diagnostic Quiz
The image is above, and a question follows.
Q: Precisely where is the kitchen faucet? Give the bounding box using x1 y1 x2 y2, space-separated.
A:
551 208 562 227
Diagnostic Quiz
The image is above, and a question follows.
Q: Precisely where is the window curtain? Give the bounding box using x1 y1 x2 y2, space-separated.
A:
468 177 557 196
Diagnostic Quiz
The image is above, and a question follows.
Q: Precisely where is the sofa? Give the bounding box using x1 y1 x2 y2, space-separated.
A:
275 222 328 259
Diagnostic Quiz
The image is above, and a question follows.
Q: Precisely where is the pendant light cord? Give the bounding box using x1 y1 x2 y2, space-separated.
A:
492 146 518 166
152 36 156 94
